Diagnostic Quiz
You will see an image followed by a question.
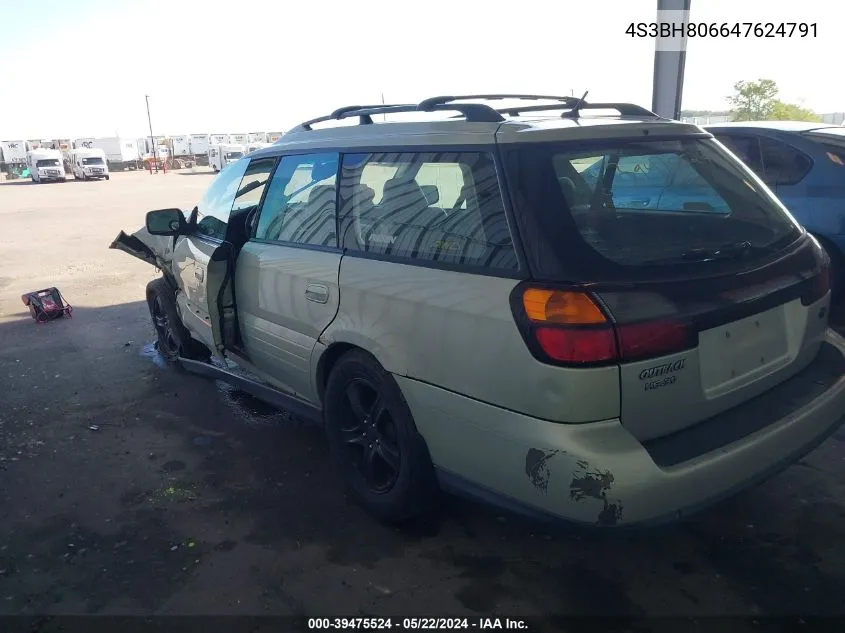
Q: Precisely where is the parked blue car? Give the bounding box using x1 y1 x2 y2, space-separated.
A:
578 152 732 214
705 121 845 297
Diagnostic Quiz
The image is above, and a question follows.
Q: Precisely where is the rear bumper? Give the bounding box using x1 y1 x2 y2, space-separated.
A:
397 329 845 528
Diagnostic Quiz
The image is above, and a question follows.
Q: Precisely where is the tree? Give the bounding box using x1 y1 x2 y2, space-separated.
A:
727 79 779 121
769 100 822 122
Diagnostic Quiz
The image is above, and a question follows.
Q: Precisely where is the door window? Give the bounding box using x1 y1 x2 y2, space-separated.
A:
232 158 276 211
194 159 250 240
338 151 518 271
254 153 339 247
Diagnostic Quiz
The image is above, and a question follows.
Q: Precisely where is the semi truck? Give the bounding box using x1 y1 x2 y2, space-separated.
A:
74 137 141 171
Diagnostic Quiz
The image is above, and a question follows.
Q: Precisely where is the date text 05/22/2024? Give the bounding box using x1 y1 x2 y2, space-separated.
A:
307 617 530 630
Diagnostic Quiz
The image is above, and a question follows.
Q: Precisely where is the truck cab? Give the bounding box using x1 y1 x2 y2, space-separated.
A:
27 148 66 183
70 148 109 181
209 143 245 172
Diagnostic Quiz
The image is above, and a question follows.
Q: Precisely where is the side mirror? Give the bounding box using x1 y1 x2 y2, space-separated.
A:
146 208 188 236
420 184 440 206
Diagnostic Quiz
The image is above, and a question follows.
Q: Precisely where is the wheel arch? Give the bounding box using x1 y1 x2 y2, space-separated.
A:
314 334 408 405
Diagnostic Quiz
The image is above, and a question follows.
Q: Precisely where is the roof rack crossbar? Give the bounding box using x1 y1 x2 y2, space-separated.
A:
288 100 506 133
419 94 580 110
559 102 659 118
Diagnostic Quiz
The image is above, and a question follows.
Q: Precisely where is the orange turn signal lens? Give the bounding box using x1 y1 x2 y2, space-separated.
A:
522 289 606 324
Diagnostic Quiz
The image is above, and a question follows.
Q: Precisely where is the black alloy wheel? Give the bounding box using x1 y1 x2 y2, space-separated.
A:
339 378 402 493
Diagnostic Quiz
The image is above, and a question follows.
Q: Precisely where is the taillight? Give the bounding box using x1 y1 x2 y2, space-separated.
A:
512 285 693 366
802 264 830 305
535 327 617 363
616 319 689 360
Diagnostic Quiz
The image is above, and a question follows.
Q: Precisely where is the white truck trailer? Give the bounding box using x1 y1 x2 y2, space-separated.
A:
75 137 141 171
189 134 211 165
1 140 27 168
171 135 191 158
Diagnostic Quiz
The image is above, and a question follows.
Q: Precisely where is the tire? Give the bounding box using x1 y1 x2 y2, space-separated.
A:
145 278 210 363
105 175 110 180
324 350 438 523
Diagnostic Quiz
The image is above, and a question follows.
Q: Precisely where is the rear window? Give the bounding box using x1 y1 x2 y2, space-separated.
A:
504 137 801 279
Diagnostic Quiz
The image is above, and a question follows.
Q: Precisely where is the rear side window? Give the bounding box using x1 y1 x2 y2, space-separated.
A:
504 137 801 277
338 151 517 271
759 137 812 186
254 153 338 247
803 129 845 167
195 158 250 240
714 135 764 176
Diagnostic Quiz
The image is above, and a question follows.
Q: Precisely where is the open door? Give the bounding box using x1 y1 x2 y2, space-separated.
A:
111 156 275 357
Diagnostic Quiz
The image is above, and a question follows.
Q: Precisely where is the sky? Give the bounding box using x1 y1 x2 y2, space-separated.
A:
1 0 842 140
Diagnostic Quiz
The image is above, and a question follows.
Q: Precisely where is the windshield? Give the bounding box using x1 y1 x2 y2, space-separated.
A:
82 157 104 165
504 137 802 279
36 159 60 167
225 152 243 160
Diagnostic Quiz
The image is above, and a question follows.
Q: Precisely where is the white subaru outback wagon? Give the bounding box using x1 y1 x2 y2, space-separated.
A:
112 94 845 527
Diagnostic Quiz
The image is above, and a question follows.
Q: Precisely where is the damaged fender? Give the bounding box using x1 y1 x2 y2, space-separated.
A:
109 225 175 271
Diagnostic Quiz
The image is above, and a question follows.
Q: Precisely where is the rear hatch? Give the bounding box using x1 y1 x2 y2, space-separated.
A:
503 131 830 441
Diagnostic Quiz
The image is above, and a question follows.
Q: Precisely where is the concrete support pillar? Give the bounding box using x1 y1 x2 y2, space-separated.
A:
651 0 691 119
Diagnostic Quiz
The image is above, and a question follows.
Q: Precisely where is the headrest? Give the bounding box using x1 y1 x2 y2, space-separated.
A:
382 178 428 209
308 184 336 205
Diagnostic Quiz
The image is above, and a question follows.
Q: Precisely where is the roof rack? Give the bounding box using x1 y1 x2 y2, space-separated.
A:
288 100 506 133
288 94 660 133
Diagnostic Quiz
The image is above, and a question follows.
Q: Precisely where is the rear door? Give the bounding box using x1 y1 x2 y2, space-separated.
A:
234 152 342 403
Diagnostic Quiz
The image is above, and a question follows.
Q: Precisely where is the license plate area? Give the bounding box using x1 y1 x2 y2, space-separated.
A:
698 305 790 397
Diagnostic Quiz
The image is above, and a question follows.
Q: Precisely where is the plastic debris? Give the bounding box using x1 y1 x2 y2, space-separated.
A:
170 545 179 551
88 425 100 432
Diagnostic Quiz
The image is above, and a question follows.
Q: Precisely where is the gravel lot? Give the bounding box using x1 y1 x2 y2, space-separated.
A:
1 170 845 628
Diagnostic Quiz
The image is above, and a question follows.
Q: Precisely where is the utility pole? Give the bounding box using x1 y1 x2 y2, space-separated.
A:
145 94 158 173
